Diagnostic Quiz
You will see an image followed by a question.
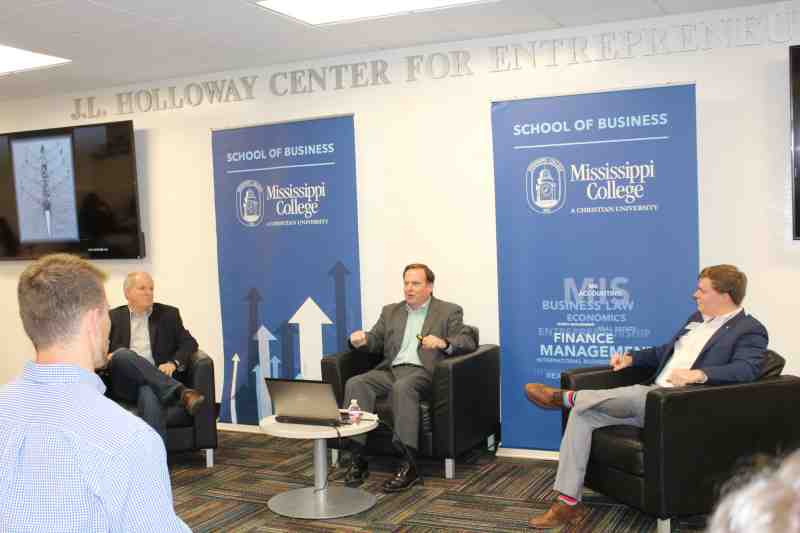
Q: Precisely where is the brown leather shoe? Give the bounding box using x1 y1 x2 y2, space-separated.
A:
528 500 587 529
180 388 206 416
524 383 564 410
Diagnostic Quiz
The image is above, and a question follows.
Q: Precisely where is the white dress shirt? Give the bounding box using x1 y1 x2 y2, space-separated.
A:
129 307 155 366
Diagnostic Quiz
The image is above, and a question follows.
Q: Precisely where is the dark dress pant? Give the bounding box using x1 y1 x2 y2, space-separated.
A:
108 349 183 442
344 364 431 451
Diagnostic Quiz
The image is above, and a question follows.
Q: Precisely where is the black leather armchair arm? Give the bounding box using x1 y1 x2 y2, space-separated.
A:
182 350 217 450
642 376 800 516
432 344 500 457
561 365 653 391
321 349 382 406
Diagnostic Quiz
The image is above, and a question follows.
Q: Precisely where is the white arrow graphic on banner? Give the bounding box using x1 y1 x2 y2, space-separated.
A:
230 353 240 424
252 365 270 421
253 325 276 417
254 325 277 374
289 297 332 381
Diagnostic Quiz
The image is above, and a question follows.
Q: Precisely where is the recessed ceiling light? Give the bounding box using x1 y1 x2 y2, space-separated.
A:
0 44 70 76
255 0 501 26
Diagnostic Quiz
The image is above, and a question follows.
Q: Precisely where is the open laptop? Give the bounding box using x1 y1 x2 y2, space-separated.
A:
265 378 351 427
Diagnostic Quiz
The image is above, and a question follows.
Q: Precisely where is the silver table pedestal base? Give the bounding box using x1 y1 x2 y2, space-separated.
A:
268 436 377 519
268 486 377 519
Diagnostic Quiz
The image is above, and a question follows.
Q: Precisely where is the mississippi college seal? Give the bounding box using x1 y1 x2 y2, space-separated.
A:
525 157 566 214
236 180 264 227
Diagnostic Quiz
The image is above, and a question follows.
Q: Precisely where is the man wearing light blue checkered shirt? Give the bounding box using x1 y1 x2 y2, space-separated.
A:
0 254 190 532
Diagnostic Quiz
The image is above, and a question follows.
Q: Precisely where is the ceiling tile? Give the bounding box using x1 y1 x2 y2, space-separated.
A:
541 0 665 27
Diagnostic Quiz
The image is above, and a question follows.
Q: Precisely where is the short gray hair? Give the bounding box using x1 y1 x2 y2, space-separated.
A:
123 272 150 292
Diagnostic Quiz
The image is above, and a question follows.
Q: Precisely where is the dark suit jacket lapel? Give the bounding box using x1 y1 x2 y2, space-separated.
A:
417 297 441 372
419 297 440 337
387 304 408 361
119 309 132 348
694 311 745 364
673 312 702 342
148 304 160 359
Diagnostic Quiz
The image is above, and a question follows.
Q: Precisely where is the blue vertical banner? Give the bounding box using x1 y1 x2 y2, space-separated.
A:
212 115 361 425
492 85 698 450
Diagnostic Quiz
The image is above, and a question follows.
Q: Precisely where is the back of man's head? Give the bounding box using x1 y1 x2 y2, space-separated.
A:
18 253 107 351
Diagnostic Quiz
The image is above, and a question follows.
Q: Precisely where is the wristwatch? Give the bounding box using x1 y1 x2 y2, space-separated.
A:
173 359 182 372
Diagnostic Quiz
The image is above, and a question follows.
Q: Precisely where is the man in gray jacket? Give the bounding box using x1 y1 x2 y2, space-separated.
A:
344 263 476 492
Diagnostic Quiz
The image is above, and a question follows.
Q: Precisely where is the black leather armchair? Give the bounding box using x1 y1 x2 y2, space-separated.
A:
103 350 218 468
321 327 500 479
560 350 800 532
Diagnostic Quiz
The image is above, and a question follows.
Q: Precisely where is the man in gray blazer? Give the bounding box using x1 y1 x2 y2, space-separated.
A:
344 263 476 492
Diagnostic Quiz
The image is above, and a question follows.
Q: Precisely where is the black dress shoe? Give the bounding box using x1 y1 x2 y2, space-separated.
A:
344 456 369 487
383 460 421 493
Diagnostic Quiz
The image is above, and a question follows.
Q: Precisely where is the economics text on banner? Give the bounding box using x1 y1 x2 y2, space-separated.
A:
212 115 361 425
491 85 698 450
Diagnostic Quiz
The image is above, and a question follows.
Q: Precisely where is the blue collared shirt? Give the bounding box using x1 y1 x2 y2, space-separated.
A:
0 362 191 533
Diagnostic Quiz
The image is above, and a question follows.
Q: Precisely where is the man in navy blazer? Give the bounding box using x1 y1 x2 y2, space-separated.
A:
105 272 205 443
524 265 768 529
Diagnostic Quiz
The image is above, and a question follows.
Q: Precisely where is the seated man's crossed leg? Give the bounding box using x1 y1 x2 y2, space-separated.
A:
524 383 654 528
109 349 205 442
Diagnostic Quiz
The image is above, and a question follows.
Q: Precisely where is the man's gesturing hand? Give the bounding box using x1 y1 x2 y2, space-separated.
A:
158 362 177 377
420 334 447 350
610 352 633 371
667 369 707 386
350 330 367 348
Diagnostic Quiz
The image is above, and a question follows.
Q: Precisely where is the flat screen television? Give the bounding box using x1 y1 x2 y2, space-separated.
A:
0 119 145 259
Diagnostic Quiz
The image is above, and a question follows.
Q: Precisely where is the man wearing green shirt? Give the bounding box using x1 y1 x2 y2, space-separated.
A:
344 263 476 492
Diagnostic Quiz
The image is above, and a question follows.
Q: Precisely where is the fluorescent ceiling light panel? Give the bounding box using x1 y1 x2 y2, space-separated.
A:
257 0 499 26
0 45 70 76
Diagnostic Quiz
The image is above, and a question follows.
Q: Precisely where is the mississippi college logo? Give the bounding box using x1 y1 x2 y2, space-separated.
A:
236 180 264 227
525 157 566 214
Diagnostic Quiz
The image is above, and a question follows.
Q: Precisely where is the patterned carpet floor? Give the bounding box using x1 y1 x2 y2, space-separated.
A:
168 431 707 532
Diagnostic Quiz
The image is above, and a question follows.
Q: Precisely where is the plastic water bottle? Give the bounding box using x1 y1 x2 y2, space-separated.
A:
348 399 362 424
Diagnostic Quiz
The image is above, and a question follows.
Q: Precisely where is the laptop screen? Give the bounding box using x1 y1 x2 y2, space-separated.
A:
264 378 342 423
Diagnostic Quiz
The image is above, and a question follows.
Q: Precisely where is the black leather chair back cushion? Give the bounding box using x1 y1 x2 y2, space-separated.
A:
760 349 785 378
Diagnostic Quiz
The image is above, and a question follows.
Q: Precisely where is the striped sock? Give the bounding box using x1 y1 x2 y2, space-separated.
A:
558 493 579 506
562 390 576 408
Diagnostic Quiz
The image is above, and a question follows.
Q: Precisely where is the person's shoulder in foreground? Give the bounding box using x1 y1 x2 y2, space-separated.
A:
0 253 190 533
0 365 187 532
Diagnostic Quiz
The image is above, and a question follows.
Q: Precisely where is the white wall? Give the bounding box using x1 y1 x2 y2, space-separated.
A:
1 2 799 395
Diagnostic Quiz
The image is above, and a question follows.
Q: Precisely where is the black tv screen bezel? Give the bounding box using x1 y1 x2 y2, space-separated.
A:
0 119 145 260
791 45 800 240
